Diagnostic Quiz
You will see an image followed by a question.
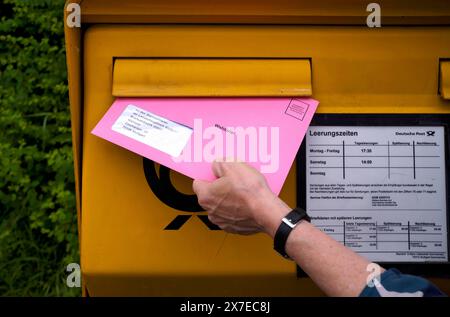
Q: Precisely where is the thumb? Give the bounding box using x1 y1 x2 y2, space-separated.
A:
212 160 228 178
192 179 210 197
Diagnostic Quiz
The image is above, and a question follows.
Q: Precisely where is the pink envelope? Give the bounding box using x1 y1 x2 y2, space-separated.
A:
92 98 318 195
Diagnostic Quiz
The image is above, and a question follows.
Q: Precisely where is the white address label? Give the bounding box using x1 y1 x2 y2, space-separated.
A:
111 104 192 157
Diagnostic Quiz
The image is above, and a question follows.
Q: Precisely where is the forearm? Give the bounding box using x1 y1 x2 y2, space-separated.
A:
257 192 382 297
285 221 377 296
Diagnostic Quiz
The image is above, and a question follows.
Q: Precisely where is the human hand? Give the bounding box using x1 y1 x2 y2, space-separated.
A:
192 160 290 237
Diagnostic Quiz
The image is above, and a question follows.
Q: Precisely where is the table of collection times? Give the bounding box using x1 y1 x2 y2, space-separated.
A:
306 126 448 262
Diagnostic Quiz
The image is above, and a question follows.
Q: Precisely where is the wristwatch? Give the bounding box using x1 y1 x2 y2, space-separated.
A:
274 207 310 259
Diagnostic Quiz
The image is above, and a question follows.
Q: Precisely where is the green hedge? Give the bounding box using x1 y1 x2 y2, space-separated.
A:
0 0 79 296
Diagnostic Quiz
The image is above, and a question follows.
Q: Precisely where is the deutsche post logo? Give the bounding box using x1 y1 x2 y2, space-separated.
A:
143 158 220 230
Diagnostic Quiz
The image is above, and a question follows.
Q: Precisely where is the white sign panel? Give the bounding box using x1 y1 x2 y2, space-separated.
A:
306 126 448 262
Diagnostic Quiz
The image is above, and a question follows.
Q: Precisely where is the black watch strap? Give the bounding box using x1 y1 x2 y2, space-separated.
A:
274 208 310 259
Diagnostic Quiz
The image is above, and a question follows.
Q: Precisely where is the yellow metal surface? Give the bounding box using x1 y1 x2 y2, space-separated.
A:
81 24 450 296
113 58 311 97
441 61 450 99
63 1 86 296
64 0 82 239
80 0 450 25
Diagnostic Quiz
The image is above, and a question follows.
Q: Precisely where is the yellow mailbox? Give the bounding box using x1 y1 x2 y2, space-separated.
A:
65 0 450 296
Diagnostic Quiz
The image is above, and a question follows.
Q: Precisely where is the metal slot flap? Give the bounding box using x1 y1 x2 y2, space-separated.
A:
112 58 311 97
440 61 450 100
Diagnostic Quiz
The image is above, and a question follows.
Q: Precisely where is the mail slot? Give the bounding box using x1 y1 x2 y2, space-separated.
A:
65 0 450 296
112 58 312 97
441 60 450 99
